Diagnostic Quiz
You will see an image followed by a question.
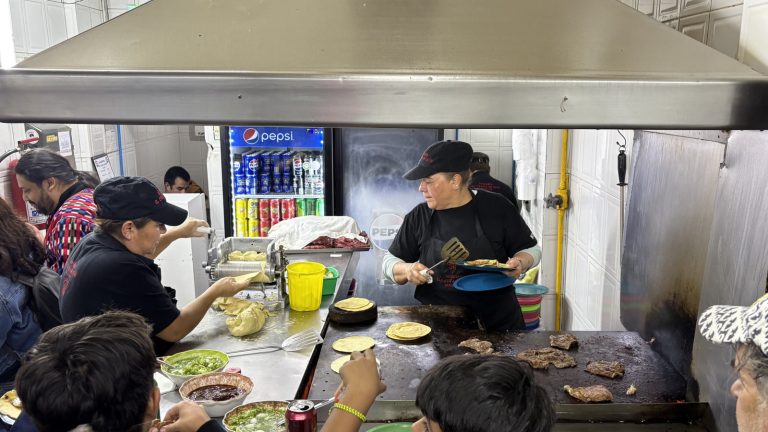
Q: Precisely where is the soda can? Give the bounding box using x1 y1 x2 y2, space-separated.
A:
282 174 293 194
235 198 247 219
270 199 281 220
306 198 316 216
233 174 247 195
281 151 293 175
271 216 281 227
248 218 260 237
245 175 258 195
295 198 306 217
232 153 244 176
259 173 271 194
285 400 317 432
263 151 272 175
246 152 261 177
259 218 271 237
247 199 259 220
289 198 296 219
235 218 248 237
272 173 283 194
271 152 283 177
316 198 325 216
259 199 271 221
281 199 292 220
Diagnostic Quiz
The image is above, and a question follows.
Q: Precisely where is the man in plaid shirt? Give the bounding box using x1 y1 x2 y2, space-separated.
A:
15 150 99 275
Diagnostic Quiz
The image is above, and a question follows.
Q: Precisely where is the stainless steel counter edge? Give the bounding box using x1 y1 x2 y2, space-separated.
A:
159 251 359 416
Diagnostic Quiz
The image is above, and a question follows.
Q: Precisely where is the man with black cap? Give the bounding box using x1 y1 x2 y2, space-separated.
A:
469 151 518 207
382 140 541 331
59 176 249 354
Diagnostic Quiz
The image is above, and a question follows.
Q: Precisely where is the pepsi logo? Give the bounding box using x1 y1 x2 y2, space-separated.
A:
248 160 258 169
243 128 260 144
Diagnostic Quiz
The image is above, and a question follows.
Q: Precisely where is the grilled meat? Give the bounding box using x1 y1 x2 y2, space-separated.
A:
549 334 578 350
458 337 494 355
626 384 637 396
585 360 625 379
516 347 577 369
563 385 613 403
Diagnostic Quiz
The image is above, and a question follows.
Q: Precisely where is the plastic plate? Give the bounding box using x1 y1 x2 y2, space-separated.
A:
514 283 549 296
454 273 515 292
457 261 510 273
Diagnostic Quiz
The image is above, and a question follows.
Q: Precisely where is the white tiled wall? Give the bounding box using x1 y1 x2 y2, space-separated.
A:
106 0 151 19
562 130 634 331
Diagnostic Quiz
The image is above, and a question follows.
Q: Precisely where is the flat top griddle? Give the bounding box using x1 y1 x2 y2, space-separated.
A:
309 305 686 404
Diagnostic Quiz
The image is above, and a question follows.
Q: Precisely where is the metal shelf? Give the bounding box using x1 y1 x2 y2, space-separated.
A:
233 194 324 199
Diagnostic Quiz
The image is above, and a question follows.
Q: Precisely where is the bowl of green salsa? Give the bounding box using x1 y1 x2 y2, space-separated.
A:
223 401 289 432
160 349 229 386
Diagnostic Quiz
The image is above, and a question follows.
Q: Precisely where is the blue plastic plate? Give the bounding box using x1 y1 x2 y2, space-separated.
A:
514 283 549 296
454 273 515 292
457 261 510 273
367 423 413 431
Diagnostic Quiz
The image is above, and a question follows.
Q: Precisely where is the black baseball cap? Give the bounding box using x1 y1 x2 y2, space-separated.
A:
94 176 188 226
403 140 474 180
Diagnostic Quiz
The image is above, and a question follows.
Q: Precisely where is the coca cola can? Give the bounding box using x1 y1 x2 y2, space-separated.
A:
285 400 317 432
259 199 271 221
270 199 281 220
281 199 292 220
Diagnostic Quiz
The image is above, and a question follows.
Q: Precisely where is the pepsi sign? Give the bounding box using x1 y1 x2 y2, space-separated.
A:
230 127 324 149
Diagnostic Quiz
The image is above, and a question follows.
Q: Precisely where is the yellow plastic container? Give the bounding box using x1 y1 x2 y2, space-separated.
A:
287 262 326 311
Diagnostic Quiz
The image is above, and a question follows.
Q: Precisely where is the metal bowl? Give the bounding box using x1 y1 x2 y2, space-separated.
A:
179 372 252 418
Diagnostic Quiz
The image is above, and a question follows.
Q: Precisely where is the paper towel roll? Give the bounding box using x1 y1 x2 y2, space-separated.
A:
515 160 538 201
512 130 536 161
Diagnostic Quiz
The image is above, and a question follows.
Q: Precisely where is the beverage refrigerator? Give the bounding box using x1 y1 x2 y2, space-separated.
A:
220 126 334 238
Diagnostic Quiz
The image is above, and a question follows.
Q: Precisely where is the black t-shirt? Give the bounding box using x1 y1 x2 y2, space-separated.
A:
60 231 180 354
470 171 517 206
389 189 536 263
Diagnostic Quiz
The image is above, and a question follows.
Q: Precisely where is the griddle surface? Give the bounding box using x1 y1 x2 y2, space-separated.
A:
309 306 686 404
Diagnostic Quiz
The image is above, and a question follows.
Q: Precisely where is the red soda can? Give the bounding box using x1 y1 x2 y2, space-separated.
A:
270 199 281 220
281 199 292 220
289 198 296 218
259 199 271 221
259 218 271 237
285 400 317 432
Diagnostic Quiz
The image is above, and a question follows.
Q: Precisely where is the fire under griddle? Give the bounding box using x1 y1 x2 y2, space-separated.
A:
309 305 687 404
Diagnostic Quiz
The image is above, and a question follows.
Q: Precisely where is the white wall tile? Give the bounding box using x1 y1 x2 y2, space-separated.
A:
468 129 500 145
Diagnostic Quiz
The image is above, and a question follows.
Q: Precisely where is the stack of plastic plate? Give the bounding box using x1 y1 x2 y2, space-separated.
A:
515 284 548 330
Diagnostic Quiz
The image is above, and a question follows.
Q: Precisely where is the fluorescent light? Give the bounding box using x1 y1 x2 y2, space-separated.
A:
0 0 16 68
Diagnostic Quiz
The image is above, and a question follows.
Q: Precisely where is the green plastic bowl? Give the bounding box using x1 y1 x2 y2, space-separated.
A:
521 303 542 313
322 267 339 296
160 349 229 386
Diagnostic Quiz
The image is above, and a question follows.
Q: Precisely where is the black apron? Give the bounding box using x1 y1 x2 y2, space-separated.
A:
414 200 526 331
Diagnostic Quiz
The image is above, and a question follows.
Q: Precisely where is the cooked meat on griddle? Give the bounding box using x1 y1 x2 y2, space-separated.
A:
549 334 578 350
516 347 577 369
458 337 494 355
563 385 613 403
585 360 625 379
626 384 637 396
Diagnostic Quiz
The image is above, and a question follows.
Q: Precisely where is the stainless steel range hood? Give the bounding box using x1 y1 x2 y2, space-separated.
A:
1 0 767 128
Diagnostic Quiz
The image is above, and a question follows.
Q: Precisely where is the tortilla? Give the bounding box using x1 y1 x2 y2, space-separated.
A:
334 297 373 311
0 390 21 420
386 322 431 340
465 258 510 268
332 336 376 353
330 355 380 374
228 250 267 262
232 269 270 284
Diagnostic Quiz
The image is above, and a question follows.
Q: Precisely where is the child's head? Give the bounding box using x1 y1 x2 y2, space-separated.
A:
414 355 554 432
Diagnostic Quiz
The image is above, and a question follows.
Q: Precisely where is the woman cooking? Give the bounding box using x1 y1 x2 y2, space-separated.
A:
383 140 541 331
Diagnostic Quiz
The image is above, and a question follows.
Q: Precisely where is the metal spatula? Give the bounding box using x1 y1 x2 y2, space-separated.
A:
227 329 324 357
419 237 469 281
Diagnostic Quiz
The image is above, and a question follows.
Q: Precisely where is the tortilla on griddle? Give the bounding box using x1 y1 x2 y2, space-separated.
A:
332 336 376 353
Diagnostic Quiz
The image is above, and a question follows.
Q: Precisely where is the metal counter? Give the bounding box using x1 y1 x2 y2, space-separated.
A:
159 251 356 416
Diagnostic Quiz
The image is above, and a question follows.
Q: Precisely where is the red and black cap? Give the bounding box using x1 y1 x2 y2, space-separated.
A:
94 176 188 226
403 140 474 180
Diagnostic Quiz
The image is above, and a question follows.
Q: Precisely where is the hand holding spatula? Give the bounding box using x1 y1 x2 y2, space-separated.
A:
418 237 469 284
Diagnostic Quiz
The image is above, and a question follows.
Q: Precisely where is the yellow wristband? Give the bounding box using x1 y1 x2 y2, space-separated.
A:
333 403 367 422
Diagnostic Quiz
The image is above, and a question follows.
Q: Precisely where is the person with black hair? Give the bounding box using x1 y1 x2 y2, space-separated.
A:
163 166 191 193
320 351 555 432
0 198 44 393
15 150 99 275
60 176 247 354
15 311 225 432
469 151 518 208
